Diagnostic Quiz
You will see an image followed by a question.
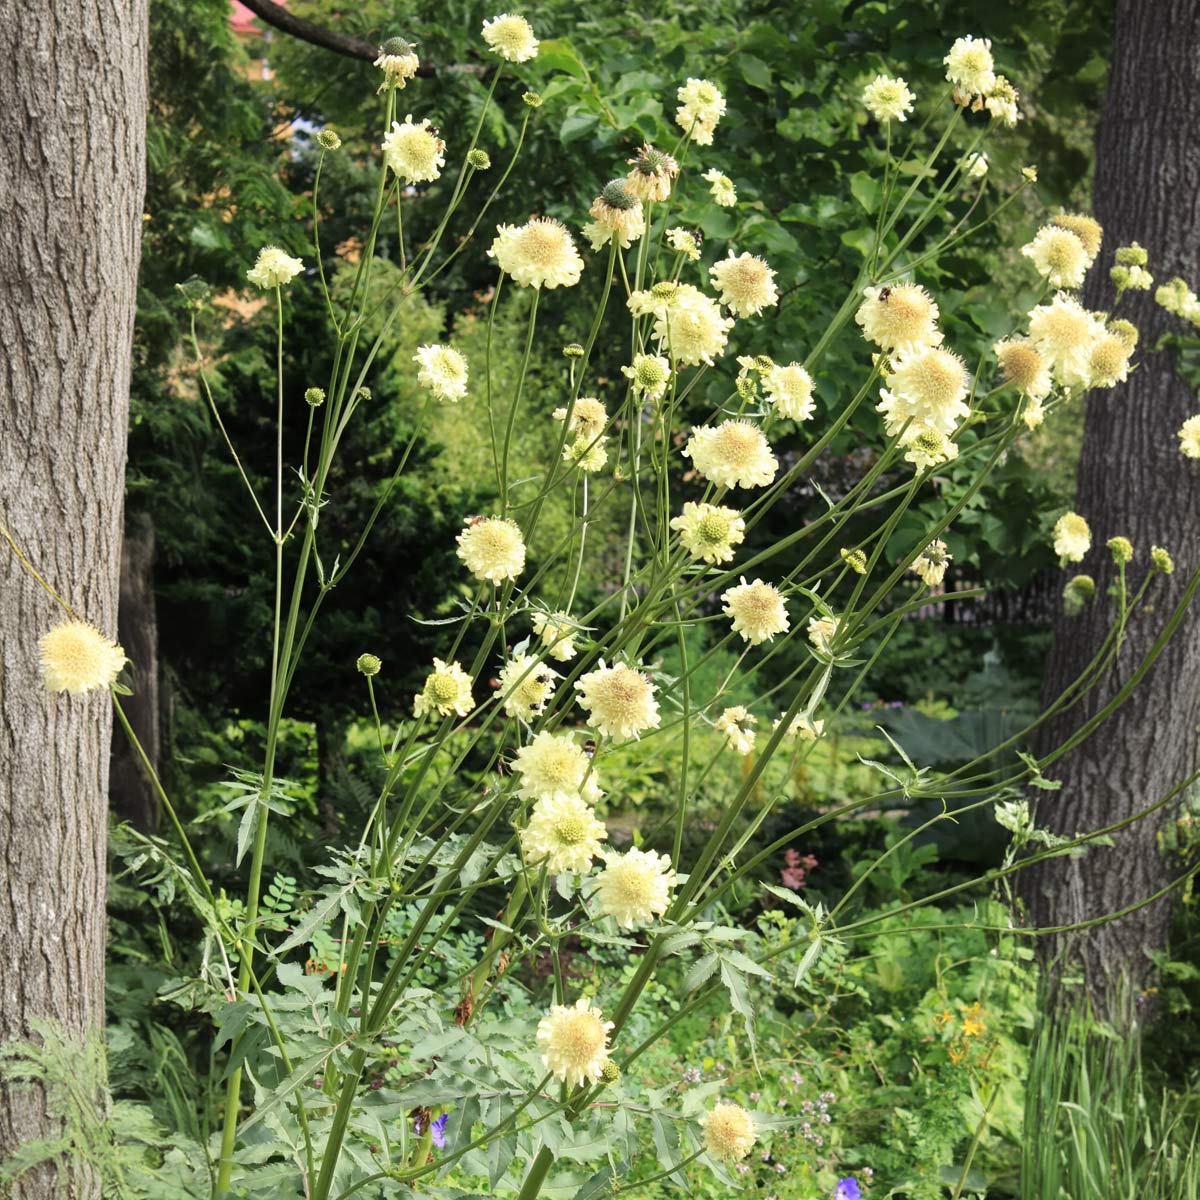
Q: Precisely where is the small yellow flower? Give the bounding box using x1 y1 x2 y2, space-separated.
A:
622 354 672 402
456 516 526 583
675 78 726 145
246 246 303 289
862 74 915 123
716 705 757 755
532 609 579 662
373 38 420 91
877 345 970 437
703 168 737 207
520 794 606 875
536 998 612 1087
911 539 951 586
1053 512 1091 563
595 848 677 928
762 362 815 421
481 12 538 62
702 1101 757 1161
575 661 660 741
944 35 995 96
1049 213 1103 262
709 252 779 318
994 338 1052 400
497 653 556 721
1178 415 1200 459
39 621 126 694
414 659 475 718
553 396 607 441
684 420 777 490
489 218 584 289
666 226 702 261
722 578 790 645
1028 293 1105 389
807 614 840 656
671 501 746 564
1022 225 1089 290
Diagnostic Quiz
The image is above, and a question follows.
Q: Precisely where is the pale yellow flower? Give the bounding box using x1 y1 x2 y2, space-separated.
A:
763 362 815 421
684 420 777 490
716 706 756 755
1053 512 1091 563
586 180 646 249
862 74 914 122
553 397 607 441
994 338 1052 400
911 539 951 586
807 614 840 656
482 12 538 62
671 501 746 564
1049 213 1103 263
373 38 420 91
666 227 702 261
1022 398 1046 430
246 246 303 289
944 36 995 95
855 283 942 352
653 284 735 366
702 1101 757 1161
625 144 679 202
675 78 726 145
774 711 825 741
39 621 125 694
901 424 960 470
489 218 584 289
1028 293 1105 388
877 345 970 437
536 998 612 1087
622 354 672 402
985 75 1021 127
1087 333 1132 389
414 659 475 718
512 731 601 803
703 168 737 207
414 344 469 402
520 794 606 875
456 516 526 583
497 653 556 721
709 252 779 317
576 661 660 741
382 115 445 183
532 610 579 662
1178 415 1200 459
722 578 790 645
1021 226 1089 290
595 848 676 928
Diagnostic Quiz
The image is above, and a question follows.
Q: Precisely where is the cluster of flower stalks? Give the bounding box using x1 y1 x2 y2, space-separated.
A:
17 16 1200 1200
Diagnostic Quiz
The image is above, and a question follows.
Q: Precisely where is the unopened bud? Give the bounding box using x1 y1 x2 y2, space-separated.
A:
357 653 382 677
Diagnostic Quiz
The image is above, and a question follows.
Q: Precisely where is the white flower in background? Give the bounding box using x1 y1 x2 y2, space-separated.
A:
702 1101 758 1161
456 516 526 582
39 621 125 694
994 338 1052 400
716 706 757 755
1178 415 1200 459
985 75 1021 126
373 37 420 91
482 12 538 62
247 246 303 289
1022 225 1089 290
532 609 579 662
703 168 737 207
966 151 989 178
553 397 608 440
944 35 995 95
625 143 679 202
807 614 840 656
910 539 952 587
1049 213 1102 263
877 345 970 437
774 712 825 741
653 284 735 366
413 344 469 401
622 353 672 402
676 78 726 145
763 362 815 421
1028 293 1106 388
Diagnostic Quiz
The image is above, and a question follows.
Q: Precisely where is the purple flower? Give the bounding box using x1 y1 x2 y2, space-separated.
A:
835 1179 861 1200
431 1113 448 1149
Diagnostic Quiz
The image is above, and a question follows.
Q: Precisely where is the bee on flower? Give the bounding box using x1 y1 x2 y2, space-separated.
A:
666 226 702 261
496 653 557 721
382 115 445 183
856 283 942 352
716 706 757 755
512 731 602 803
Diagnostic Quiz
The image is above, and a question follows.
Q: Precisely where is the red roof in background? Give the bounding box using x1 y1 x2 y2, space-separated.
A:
231 1 286 35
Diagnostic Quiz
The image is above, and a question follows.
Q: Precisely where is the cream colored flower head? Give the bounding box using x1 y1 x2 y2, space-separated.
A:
966 150 989 178
902 422 960 470
595 848 676 928
1053 512 1091 563
807 613 840 656
536 997 612 1088
671 501 746 564
911 539 952 587
944 35 995 95
414 343 469 402
710 252 779 318
552 396 608 442
414 658 475 718
532 609 579 662
763 362 815 421
247 246 303 289
994 338 1052 400
684 420 778 490
622 354 672 402
666 227 702 261
1049 213 1103 263
877 345 970 437
456 516 526 582
862 74 914 123
1022 397 1046 430
626 144 679 202
722 578 790 646
716 706 757 755
1028 293 1106 388
855 283 942 352
676 78 726 145
563 435 608 473
1022 225 1089 290
1178 415 1200 459
702 1101 757 1161
382 115 445 183
653 284 734 367
1087 333 1132 389
39 621 125 694
576 661 661 741
985 75 1021 126
520 793 606 875
374 38 420 91
489 218 584 289
774 711 825 741
482 13 538 62
703 168 737 207
513 731 601 803
498 653 557 721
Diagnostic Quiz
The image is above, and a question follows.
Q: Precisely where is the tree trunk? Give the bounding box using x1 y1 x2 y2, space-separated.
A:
1021 0 1200 1009
0 3 148 1195
109 514 160 833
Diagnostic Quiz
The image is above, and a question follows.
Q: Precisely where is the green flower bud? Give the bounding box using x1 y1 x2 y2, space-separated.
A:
304 387 326 407
1106 536 1134 564
1063 574 1095 617
600 1060 621 1084
357 653 382 676
467 148 492 170
562 343 585 359
840 548 868 575
317 128 342 151
522 91 543 108
1151 545 1175 574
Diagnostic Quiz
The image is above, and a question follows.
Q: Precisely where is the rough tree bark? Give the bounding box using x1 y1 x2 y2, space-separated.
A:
0 3 148 1196
1020 0 1200 1007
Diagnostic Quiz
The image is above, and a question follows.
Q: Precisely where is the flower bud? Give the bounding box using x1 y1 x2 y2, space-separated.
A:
1151 545 1175 574
600 1060 621 1084
1106 536 1133 564
522 91 543 108
305 387 327 407
175 276 211 310
562 343 585 359
840 548 868 575
467 148 492 170
357 653 382 676
317 128 342 151
1063 574 1095 617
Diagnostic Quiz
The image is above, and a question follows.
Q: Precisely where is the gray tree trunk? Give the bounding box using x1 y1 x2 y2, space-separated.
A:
0 3 148 1195
1021 0 1200 1008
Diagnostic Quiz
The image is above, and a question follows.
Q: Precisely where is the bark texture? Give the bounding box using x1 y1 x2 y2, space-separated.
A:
108 515 160 833
1021 0 1200 1004
0 3 148 1195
